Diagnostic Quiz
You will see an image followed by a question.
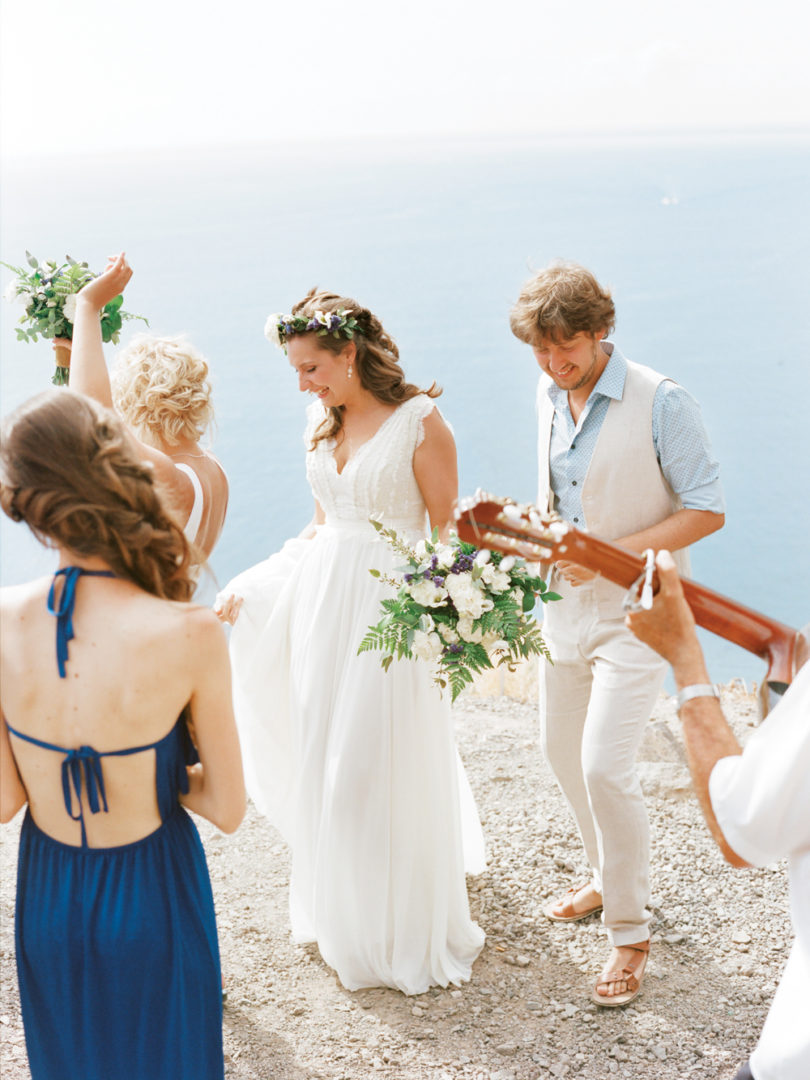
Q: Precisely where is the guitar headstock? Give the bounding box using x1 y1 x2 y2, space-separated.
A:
454 491 573 561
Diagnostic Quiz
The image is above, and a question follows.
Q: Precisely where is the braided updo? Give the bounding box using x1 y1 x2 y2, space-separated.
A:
0 390 194 601
289 288 441 448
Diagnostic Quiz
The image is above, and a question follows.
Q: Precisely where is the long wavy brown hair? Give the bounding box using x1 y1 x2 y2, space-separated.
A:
289 288 441 448
0 390 194 601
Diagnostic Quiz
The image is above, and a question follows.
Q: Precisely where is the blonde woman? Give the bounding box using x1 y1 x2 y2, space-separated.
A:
0 389 244 1079
66 254 228 559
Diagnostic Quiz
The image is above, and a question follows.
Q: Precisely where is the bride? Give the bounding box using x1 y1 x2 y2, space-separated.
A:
216 288 485 994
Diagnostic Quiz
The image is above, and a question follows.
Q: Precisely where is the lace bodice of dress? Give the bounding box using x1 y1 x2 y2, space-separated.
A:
305 395 438 532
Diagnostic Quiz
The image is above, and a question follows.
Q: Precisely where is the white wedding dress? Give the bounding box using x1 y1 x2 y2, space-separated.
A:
223 394 485 994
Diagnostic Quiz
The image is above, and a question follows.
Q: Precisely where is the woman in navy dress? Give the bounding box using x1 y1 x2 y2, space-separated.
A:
0 389 245 1080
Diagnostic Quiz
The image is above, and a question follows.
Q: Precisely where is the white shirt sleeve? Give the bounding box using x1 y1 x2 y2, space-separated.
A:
709 663 810 867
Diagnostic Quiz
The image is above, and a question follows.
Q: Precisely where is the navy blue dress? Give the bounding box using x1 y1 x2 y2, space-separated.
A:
8 568 224 1079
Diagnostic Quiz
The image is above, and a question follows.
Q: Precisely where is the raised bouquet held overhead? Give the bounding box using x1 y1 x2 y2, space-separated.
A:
1 252 147 385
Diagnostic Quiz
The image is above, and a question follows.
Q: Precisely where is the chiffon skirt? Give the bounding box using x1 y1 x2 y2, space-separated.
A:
227 523 485 994
15 806 223 1080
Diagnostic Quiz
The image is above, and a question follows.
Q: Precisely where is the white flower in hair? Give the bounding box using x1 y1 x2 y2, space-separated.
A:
62 293 78 323
264 314 283 346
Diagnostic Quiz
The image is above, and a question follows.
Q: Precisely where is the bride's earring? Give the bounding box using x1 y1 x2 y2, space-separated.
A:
347 364 353 379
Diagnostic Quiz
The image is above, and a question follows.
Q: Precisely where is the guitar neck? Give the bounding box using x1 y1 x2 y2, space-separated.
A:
456 498 803 685
540 530 800 682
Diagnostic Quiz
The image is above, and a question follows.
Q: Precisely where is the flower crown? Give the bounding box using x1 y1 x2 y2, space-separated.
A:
264 308 360 351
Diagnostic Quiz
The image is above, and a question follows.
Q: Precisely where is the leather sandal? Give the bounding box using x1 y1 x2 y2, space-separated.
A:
543 881 603 922
591 940 650 1007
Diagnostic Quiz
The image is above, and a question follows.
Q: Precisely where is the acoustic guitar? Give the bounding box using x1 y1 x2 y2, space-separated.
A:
455 493 808 717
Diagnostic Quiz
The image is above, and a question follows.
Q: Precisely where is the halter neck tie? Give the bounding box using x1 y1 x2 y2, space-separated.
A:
47 567 116 678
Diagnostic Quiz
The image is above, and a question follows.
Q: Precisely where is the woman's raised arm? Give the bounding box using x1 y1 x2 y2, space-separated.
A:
69 253 133 408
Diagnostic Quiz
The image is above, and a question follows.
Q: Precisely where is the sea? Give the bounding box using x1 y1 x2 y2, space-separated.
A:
1 132 808 687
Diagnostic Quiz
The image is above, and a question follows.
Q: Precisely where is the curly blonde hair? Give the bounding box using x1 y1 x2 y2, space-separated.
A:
0 390 195 601
510 261 616 345
288 288 440 448
111 334 214 446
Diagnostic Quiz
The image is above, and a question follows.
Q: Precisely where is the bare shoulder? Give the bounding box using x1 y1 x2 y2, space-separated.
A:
420 404 454 440
416 404 456 460
0 578 49 619
170 601 228 652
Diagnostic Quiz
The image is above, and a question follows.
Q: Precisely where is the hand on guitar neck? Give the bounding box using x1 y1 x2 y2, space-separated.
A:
454 492 808 716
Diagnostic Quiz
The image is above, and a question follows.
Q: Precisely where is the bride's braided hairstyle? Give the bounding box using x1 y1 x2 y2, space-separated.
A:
0 390 194 601
290 288 441 448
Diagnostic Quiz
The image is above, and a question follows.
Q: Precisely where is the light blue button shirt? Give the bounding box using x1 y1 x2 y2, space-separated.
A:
546 343 725 526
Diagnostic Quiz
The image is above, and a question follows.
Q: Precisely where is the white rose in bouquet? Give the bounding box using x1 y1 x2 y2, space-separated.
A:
446 573 493 618
414 539 430 561
434 543 456 570
408 578 448 607
412 629 443 662
480 562 511 593
62 293 78 323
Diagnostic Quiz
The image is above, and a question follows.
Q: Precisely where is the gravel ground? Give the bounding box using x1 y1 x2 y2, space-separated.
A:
0 679 789 1080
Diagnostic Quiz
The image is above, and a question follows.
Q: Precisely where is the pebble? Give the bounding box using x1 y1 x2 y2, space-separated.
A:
495 1042 519 1056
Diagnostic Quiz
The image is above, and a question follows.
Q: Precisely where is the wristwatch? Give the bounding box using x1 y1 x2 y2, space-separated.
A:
674 684 720 713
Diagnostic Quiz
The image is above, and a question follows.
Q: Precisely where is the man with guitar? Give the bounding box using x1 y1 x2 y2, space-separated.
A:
509 262 725 1006
627 550 810 1080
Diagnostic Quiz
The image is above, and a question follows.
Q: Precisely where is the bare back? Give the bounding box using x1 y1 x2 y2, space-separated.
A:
150 450 229 560
0 574 217 847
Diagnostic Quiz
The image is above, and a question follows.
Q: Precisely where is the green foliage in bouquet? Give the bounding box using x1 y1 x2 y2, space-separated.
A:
359 520 561 702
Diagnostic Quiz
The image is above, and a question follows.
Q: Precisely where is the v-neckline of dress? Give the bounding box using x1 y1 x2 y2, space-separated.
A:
330 402 403 476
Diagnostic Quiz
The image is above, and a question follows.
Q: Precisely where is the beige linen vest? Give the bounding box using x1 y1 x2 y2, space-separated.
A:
537 358 691 619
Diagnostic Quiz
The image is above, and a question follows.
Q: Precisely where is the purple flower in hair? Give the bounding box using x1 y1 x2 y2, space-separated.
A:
306 318 320 331
328 313 342 330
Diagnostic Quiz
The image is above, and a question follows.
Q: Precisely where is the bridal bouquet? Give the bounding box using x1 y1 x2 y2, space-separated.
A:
359 520 560 701
2 252 147 384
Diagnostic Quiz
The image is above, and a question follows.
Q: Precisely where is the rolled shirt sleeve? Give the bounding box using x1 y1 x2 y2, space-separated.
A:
652 381 725 514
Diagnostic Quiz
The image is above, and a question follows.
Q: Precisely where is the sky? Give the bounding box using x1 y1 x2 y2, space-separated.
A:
1 0 809 159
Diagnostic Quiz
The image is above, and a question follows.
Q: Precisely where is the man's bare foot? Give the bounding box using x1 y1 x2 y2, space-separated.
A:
592 940 650 1007
543 881 603 922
